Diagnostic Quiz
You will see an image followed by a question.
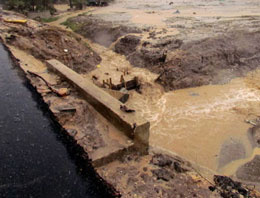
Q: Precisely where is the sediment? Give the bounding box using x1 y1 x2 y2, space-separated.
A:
66 12 260 91
1 9 260 198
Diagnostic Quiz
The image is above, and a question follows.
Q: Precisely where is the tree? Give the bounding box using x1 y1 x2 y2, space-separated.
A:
69 0 72 8
4 0 55 12
69 0 84 10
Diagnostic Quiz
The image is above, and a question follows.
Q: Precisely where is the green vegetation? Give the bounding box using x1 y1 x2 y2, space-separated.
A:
38 16 59 23
3 0 85 13
4 0 55 13
61 18 82 32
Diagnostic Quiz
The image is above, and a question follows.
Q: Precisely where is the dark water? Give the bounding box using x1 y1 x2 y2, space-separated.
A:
0 44 115 198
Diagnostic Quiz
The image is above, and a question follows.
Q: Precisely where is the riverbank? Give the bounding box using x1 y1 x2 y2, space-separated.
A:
1 7 259 198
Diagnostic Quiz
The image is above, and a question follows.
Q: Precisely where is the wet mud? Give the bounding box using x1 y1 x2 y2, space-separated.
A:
65 15 142 47
4 21 101 74
61 1 260 188
156 30 260 90
2 1 260 196
97 153 220 198
66 0 260 90
236 155 260 183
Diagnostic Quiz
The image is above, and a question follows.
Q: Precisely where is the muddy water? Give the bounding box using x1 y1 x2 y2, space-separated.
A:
90 0 260 176
93 0 260 28
84 28 260 177
54 0 260 181
0 44 114 197
126 70 260 176
87 36 260 177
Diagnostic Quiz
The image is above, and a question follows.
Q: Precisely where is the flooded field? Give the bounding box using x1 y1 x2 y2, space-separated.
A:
62 0 260 183
1 0 260 196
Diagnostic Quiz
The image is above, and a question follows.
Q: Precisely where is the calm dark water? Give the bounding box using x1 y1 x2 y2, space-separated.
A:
0 44 115 198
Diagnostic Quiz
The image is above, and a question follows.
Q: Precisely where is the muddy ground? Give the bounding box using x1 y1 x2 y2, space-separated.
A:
64 0 260 91
58 0 260 193
2 3 260 197
2 13 101 74
0 11 231 198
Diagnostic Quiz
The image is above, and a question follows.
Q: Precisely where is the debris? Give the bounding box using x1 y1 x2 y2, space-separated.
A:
5 34 16 41
152 168 174 181
57 88 70 97
112 77 140 91
119 94 129 103
119 88 128 94
173 161 188 173
92 75 98 80
209 186 216 192
151 154 190 173
67 129 78 137
245 119 257 126
97 64 101 68
132 123 137 131
174 10 180 14
4 19 27 24
212 175 251 198
27 70 65 97
55 106 76 113
120 105 135 113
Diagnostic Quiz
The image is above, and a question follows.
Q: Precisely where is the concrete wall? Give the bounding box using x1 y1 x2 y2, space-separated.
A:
46 59 150 152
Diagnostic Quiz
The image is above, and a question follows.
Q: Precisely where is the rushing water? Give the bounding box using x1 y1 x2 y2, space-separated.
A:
0 44 115 197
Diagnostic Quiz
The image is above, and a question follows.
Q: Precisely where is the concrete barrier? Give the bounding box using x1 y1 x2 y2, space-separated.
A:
46 59 150 151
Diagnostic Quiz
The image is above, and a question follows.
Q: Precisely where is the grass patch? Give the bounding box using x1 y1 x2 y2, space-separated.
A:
61 18 82 32
39 16 59 23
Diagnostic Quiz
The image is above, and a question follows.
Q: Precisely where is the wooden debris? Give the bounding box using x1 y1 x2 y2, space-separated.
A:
113 76 140 91
92 75 98 80
27 70 67 97
120 105 135 113
119 94 129 103
101 75 141 93
56 106 76 113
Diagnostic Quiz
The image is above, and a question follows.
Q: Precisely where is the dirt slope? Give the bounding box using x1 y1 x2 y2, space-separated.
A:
2 19 101 74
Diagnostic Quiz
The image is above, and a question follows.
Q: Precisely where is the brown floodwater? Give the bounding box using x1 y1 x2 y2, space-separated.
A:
54 0 260 180
87 36 260 177
93 0 260 27
127 70 260 176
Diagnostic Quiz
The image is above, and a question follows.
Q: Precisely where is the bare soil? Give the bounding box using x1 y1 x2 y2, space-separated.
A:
156 30 260 90
98 153 220 198
3 19 101 74
65 15 142 47
65 2 260 91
